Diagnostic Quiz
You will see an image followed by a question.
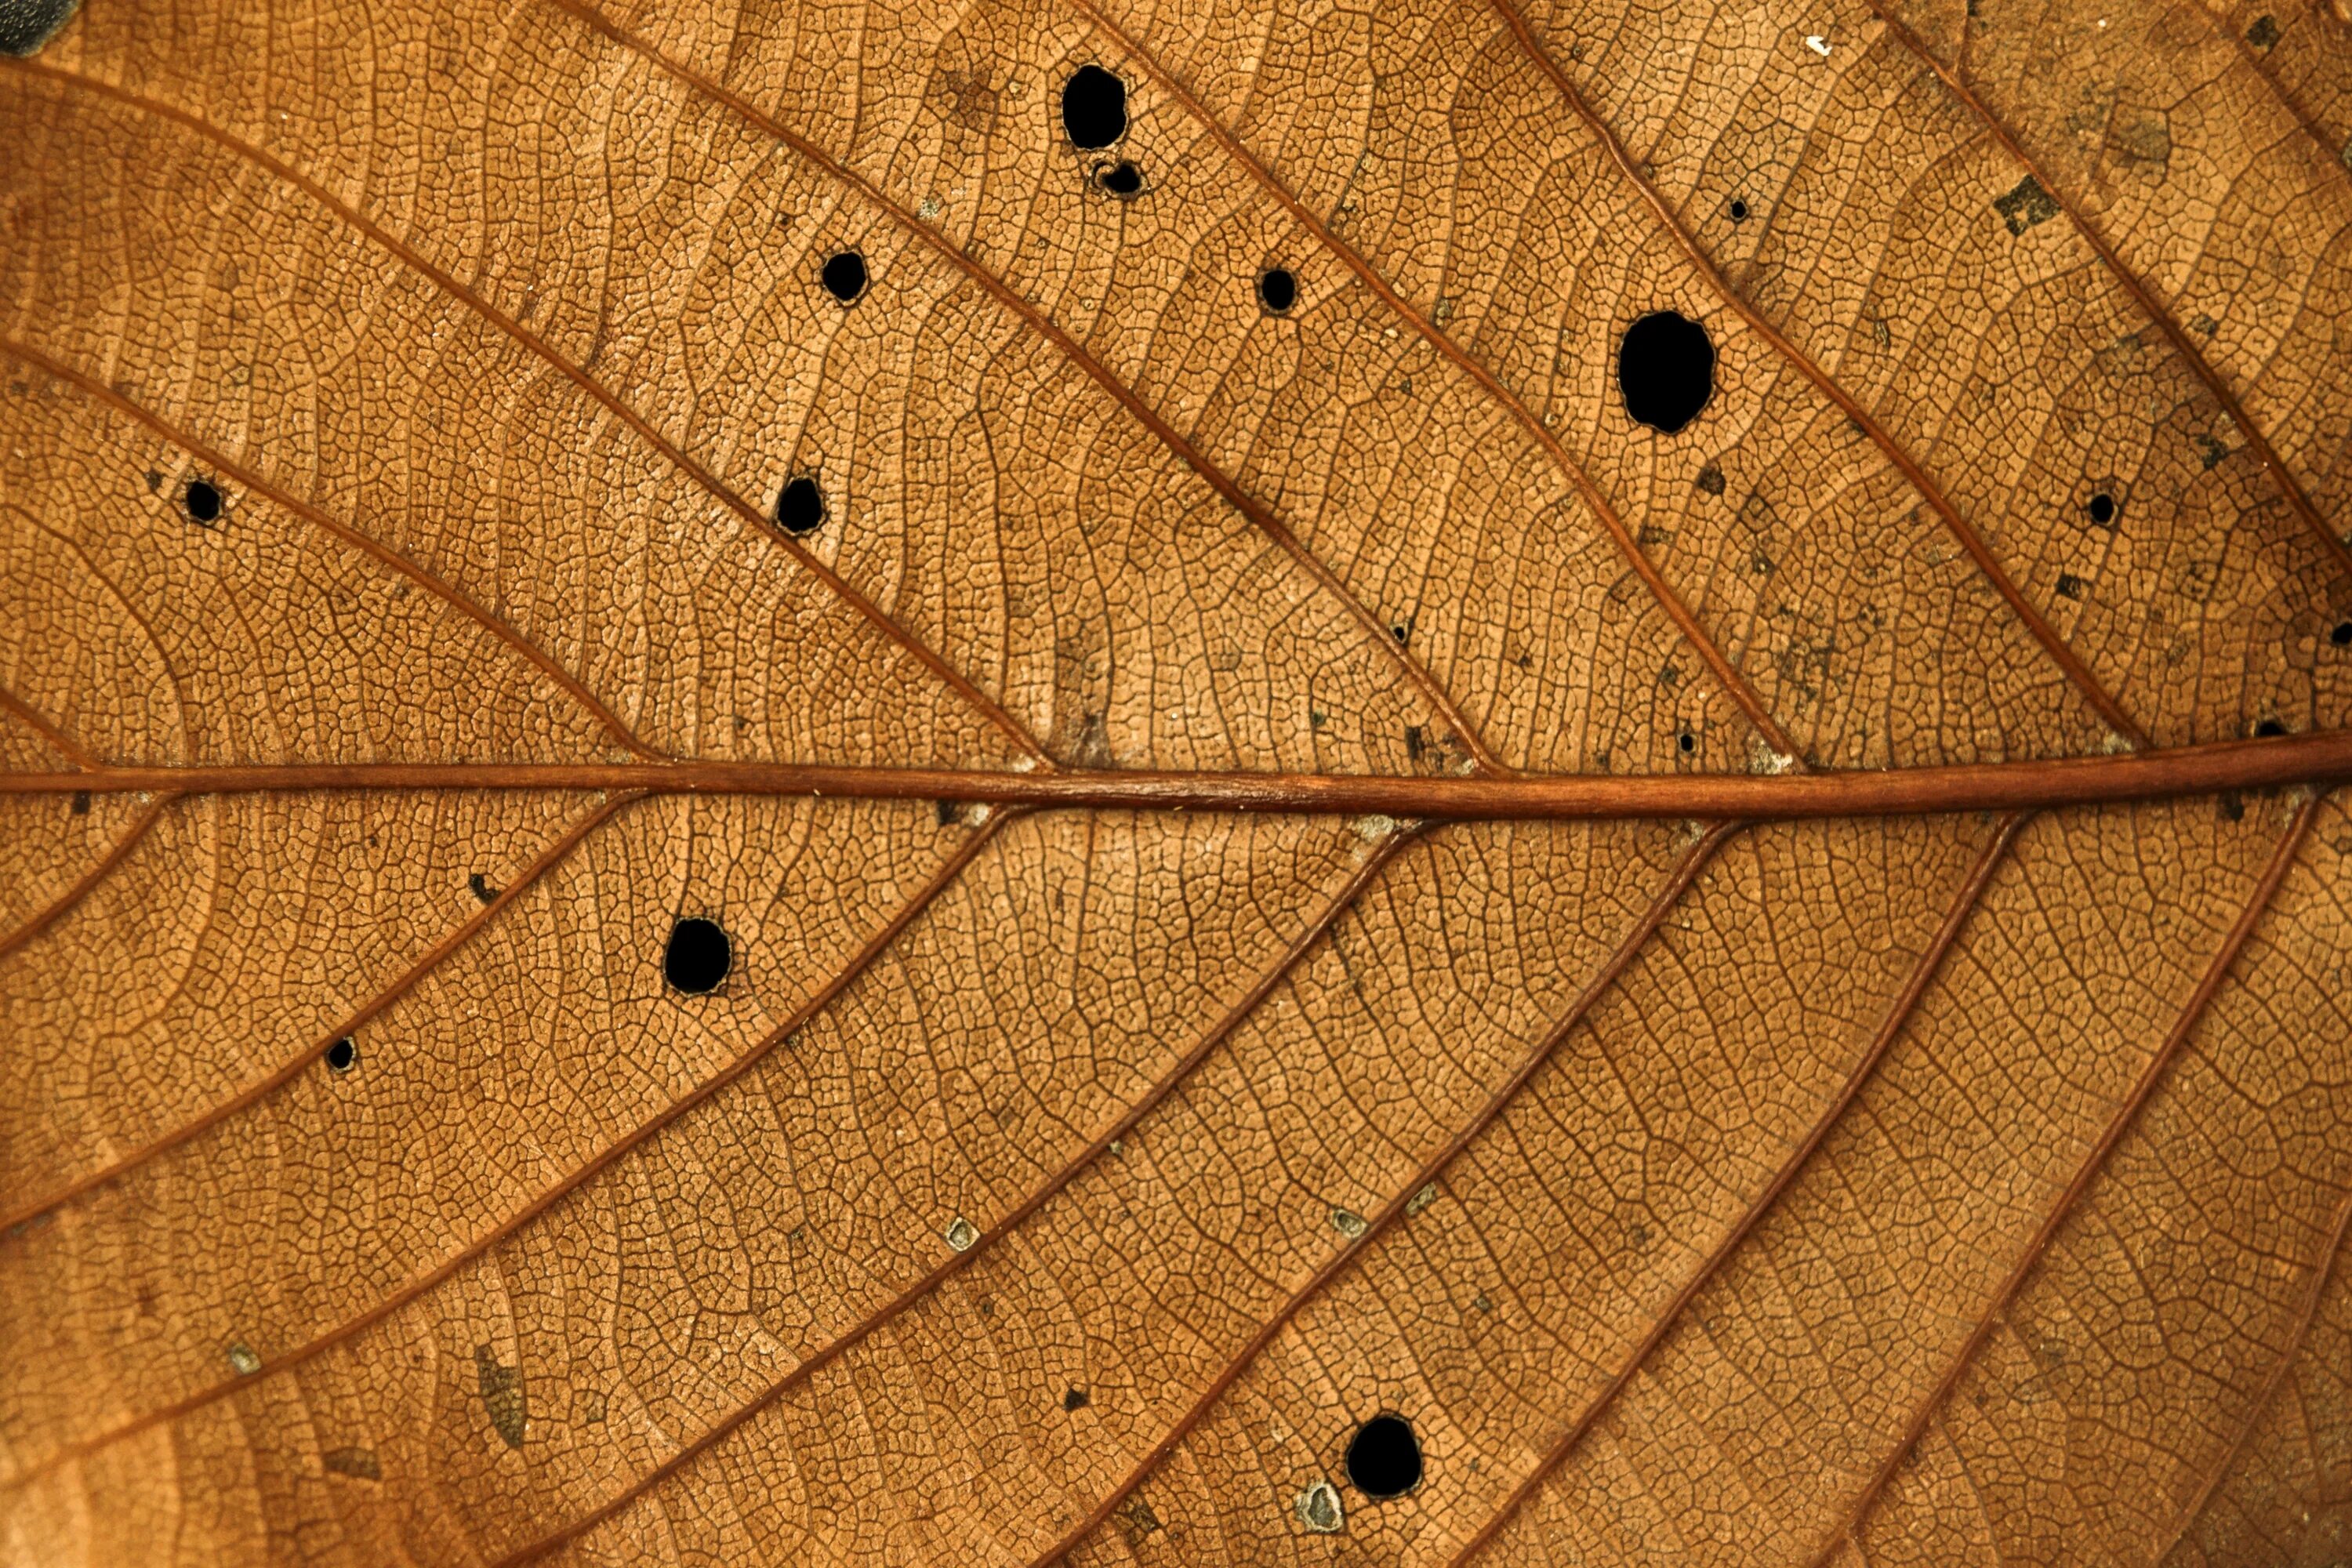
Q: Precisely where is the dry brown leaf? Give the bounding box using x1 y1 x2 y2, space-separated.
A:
2 0 2350 1563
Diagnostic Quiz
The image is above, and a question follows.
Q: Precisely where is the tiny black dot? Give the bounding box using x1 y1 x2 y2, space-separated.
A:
775 475 826 537
1617 311 1715 434
821 250 867 303
2330 620 2352 648
665 916 731 995
325 1037 357 1073
184 479 223 524
1677 730 1697 755
1258 267 1298 314
2087 492 2117 525
2255 718 2288 739
1345 1414 1422 1499
1062 64 1127 150
1096 159 1143 197
1727 198 1749 222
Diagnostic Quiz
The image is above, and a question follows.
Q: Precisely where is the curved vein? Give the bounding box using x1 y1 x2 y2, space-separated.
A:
0 791 174 964
2224 24 2352 193
1486 0 2153 748
0 802 1012 1491
1848 1 2352 579
1442 810 2027 1568
541 0 1506 775
1062 0 1802 764
489 823 1422 1566
0 55 1048 768
1019 820 1744 1568
1801 789 2325 1567
0 334 664 764
2154 1160 2352 1558
0 790 637 1236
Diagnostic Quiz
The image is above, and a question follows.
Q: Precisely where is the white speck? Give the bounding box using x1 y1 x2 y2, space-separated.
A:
1805 33 1832 54
2097 16 2107 25
1352 813 1399 841
917 195 942 221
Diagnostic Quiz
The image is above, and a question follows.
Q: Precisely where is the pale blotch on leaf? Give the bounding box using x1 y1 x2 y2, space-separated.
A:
225 1341 262 1377
1330 1208 1368 1238
945 1217 980 1251
1294 1479 1345 1534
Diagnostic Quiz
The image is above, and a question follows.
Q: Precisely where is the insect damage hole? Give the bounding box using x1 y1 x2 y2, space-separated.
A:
1617 311 1715 434
1727 198 1749 222
2255 718 2288 738
1095 160 1143 197
821 250 867 303
2086 491 2117 525
325 1036 358 1073
664 916 731 995
1345 1413 1422 1498
2330 620 2352 648
184 478 223 524
1258 267 1298 314
1062 64 1127 149
775 474 826 537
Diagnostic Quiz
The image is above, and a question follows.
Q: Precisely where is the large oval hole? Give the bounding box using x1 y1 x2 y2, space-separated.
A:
1344 1413 1422 1499
1062 64 1127 149
1617 310 1715 434
664 916 731 995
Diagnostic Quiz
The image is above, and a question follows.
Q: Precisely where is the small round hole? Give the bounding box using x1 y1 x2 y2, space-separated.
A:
775 475 826 537
821 250 867 303
2255 718 2288 739
1677 730 1697 755
1727 198 1749 222
1345 1414 1422 1499
184 479 223 524
1618 310 1715 434
1062 64 1127 150
1258 267 1298 314
2331 619 2352 648
665 916 731 995
325 1036 357 1073
2086 492 2117 525
1096 160 1143 197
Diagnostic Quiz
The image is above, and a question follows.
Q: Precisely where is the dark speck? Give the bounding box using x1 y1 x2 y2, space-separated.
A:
1062 1387 1090 1411
2246 13 2280 48
2329 620 2352 648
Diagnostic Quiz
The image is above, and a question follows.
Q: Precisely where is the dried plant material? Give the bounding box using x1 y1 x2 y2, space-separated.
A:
2 0 2350 1565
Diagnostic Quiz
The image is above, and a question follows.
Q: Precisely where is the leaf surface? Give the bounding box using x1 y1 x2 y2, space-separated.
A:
2 0 2350 1564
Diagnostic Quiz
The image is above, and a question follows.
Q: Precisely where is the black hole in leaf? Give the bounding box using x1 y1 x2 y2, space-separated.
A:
2087 492 2117 525
325 1037 357 1073
1727 198 1749 222
1678 730 1697 755
2332 620 2352 648
1345 1414 1422 1499
821 251 867 303
665 916 731 995
1617 311 1715 434
1097 159 1143 197
2255 718 2288 739
1258 267 1298 314
184 479 223 524
775 476 826 537
1062 64 1127 149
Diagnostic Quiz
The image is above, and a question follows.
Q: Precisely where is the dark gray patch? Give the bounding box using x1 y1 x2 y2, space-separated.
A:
2056 572 2085 600
1994 175 2061 235
2114 115 2171 166
143 469 162 492
1062 1386 1090 1411
2246 13 2279 47
468 872 499 903
322 1446 381 1481
2190 313 2220 336
475 1344 527 1449
2194 432 2230 470
1695 463 1726 495
1404 724 1425 761
935 798 960 827
70 789 90 815
0 0 78 55
1116 1497 1163 1543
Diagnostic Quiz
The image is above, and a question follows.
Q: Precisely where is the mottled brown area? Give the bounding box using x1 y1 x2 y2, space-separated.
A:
1 0 2348 1563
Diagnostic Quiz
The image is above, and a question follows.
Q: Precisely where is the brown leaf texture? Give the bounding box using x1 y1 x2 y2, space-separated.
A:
2 0 2350 1562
